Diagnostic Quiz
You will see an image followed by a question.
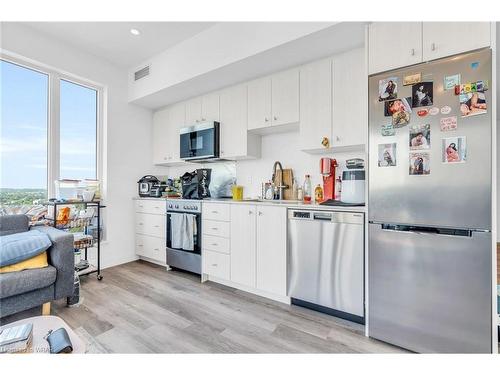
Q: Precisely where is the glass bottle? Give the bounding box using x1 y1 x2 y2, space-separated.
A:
303 175 312 203
314 184 324 203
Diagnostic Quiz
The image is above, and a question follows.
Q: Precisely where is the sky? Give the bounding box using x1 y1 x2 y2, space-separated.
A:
1 60 97 189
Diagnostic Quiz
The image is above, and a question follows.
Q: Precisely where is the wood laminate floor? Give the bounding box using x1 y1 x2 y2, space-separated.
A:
4 260 408 353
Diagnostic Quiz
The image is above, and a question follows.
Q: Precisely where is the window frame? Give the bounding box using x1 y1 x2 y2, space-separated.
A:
0 53 104 199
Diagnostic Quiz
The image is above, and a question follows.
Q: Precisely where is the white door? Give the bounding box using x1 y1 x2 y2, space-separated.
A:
167 102 185 163
368 22 422 74
152 108 170 164
185 97 202 125
247 77 272 130
219 84 248 159
201 92 220 122
256 206 287 296
332 47 367 149
230 204 256 288
299 58 332 152
423 22 490 61
271 68 299 127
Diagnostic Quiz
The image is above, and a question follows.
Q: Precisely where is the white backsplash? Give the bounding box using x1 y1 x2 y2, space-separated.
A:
163 130 365 199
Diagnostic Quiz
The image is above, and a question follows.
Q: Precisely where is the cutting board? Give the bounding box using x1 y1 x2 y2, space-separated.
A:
274 169 294 200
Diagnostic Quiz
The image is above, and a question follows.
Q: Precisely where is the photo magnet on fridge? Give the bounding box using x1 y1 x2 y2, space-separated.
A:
440 116 458 132
378 77 398 101
403 73 421 86
442 136 466 164
412 82 433 107
409 124 431 150
459 92 487 118
378 143 397 167
409 152 430 175
381 123 396 137
444 74 461 90
384 97 412 117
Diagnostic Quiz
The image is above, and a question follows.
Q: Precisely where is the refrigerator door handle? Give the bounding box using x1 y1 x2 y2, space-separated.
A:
380 224 472 238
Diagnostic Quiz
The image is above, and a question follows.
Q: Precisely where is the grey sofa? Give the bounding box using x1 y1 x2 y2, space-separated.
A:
0 215 74 318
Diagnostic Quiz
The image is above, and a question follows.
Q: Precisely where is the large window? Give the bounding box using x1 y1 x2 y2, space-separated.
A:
0 57 101 209
0 60 49 207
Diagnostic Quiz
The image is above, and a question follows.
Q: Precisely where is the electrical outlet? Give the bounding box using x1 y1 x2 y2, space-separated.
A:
246 175 252 185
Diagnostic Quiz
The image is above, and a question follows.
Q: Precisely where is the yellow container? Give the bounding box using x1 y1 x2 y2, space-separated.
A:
232 185 244 201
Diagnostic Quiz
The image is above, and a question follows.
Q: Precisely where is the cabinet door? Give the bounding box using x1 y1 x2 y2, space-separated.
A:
185 97 202 125
423 22 490 61
247 77 272 130
272 68 299 126
299 58 332 152
152 108 170 164
368 22 422 74
230 204 256 288
219 84 248 159
201 92 220 122
256 206 287 296
332 48 366 149
167 102 185 163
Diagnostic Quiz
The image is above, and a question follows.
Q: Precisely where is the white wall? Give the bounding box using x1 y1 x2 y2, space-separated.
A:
167 131 365 199
0 23 167 268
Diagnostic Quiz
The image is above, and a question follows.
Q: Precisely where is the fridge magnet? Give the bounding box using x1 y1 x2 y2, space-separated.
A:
442 136 467 164
392 108 410 128
409 152 430 175
378 143 397 167
378 77 398 101
403 73 421 86
381 123 396 137
471 62 479 69
459 92 487 117
384 97 412 117
440 116 458 132
444 74 461 90
440 105 452 115
417 109 429 117
429 107 439 116
409 124 431 150
412 82 433 107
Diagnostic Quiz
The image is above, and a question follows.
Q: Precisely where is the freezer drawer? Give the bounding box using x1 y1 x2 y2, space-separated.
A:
368 223 492 353
288 210 364 317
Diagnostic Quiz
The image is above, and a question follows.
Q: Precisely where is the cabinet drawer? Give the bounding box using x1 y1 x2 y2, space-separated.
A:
136 234 166 264
203 234 230 254
203 203 230 221
135 213 165 238
203 250 230 280
203 220 230 238
135 199 166 215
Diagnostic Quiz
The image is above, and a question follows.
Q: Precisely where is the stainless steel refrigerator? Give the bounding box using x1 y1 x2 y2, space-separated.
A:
368 48 493 353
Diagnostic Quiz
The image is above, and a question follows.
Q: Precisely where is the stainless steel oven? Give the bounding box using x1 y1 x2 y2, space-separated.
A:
166 199 202 275
180 122 220 161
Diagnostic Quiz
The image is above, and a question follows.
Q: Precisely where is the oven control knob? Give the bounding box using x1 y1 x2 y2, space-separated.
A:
175 205 179 209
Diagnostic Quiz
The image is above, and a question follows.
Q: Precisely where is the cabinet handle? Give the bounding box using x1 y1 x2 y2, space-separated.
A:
163 157 167 160
273 116 277 121
211 227 218 230
154 248 159 251
431 43 436 51
154 206 159 209
258 211 263 216
264 117 269 122
211 210 218 214
138 205 144 208
138 222 144 226
154 225 160 228
212 243 218 246
201 118 206 121
410 48 415 56
137 244 143 247
212 263 218 267
195 119 200 123
249 210 253 215
336 136 340 141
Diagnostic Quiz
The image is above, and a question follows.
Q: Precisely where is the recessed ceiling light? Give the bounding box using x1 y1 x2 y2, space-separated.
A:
130 28 140 36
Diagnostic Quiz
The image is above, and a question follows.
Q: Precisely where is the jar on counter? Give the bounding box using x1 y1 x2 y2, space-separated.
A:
314 184 324 204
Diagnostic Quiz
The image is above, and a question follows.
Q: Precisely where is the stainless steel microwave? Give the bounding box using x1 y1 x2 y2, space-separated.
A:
180 122 220 161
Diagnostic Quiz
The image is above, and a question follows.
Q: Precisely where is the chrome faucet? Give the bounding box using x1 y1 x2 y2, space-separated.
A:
271 161 288 200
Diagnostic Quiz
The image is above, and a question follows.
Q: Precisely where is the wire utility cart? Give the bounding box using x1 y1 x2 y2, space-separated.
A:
45 201 105 281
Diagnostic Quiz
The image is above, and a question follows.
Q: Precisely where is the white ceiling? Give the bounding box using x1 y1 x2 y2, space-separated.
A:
20 22 216 68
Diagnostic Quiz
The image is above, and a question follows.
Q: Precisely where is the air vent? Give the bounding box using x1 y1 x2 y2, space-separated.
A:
134 65 150 81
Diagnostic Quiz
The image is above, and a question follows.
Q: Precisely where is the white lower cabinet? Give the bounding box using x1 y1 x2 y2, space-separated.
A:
230 204 257 287
203 250 230 280
134 199 166 265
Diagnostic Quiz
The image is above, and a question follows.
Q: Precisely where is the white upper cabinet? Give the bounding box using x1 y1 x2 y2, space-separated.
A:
152 108 170 165
152 102 185 165
230 204 256 288
368 22 422 75
185 97 202 125
332 47 366 149
422 22 490 61
247 77 272 131
201 92 220 122
219 84 260 159
299 58 332 152
271 68 299 127
255 205 287 296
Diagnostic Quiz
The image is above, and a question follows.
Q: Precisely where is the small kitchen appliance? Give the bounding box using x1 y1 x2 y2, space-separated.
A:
180 122 220 161
319 158 337 201
341 170 365 204
138 175 160 197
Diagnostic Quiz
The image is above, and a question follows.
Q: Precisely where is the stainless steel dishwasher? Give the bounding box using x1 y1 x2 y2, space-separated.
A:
288 209 364 323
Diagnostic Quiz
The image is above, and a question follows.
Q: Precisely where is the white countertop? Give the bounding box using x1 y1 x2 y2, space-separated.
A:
134 196 366 212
